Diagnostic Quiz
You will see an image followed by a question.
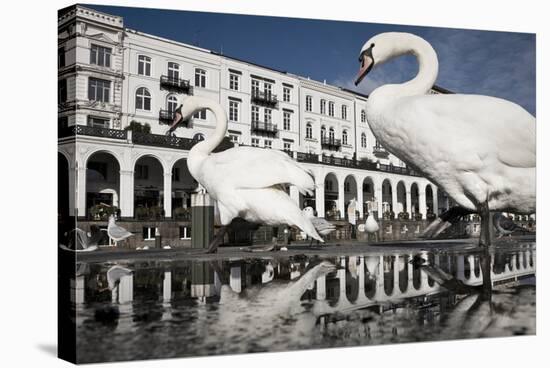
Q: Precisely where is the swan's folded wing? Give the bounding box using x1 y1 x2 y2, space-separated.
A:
206 146 315 194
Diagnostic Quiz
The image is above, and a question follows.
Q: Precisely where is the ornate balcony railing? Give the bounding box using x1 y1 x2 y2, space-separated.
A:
296 152 319 164
321 137 342 150
251 121 278 135
160 75 193 94
132 132 196 150
58 125 128 140
251 90 278 106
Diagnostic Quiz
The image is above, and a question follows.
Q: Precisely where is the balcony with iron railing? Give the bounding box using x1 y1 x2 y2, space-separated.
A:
251 120 278 135
321 137 342 150
59 125 421 177
160 75 193 94
373 145 389 158
251 90 278 106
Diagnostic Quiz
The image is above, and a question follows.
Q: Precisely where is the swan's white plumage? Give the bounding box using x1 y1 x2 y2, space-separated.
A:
171 96 323 242
358 32 535 215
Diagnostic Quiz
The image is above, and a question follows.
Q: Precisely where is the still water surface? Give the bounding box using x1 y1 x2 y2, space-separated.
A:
73 242 535 363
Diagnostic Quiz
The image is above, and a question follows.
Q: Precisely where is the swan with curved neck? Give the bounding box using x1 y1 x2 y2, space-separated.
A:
355 32 535 246
168 96 323 252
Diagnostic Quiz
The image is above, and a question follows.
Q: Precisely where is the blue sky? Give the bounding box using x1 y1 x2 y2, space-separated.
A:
88 4 536 115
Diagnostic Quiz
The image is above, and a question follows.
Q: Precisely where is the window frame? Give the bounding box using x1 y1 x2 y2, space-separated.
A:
283 87 291 102
306 123 313 139
229 100 239 122
283 111 291 130
90 44 112 68
137 55 152 76
229 73 240 91
167 62 180 80
135 87 152 111
88 77 110 103
305 95 312 112
195 68 207 88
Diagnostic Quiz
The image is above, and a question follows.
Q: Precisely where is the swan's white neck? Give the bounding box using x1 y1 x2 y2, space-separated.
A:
371 34 438 102
187 97 228 177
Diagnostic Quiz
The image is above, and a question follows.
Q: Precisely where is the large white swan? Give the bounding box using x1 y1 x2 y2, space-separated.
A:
354 32 535 246
168 96 323 252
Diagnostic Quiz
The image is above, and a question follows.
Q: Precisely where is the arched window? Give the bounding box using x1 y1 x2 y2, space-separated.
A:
329 127 335 140
167 62 180 80
135 87 151 111
361 133 367 148
342 130 348 145
321 126 326 139
195 68 206 88
193 133 205 141
167 95 178 112
361 109 366 123
306 123 313 139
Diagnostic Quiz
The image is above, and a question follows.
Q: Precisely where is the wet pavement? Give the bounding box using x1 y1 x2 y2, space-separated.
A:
70 237 536 363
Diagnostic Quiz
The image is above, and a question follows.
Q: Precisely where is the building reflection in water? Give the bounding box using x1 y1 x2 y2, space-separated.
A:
73 242 536 363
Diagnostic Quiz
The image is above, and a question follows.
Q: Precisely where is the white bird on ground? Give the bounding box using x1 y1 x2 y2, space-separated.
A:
365 211 379 234
167 96 323 253
107 215 133 247
302 206 336 246
354 32 535 246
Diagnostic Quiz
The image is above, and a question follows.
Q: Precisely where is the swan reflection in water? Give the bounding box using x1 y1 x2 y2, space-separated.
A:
74 243 535 363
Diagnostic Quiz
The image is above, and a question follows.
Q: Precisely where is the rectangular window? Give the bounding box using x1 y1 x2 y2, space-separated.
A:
230 134 240 144
58 79 67 103
283 111 291 130
264 140 272 149
90 44 112 67
329 101 335 117
87 116 109 128
179 226 191 239
193 109 206 120
195 69 206 88
284 142 292 151
264 83 272 96
136 164 149 180
88 78 110 102
167 62 179 80
138 55 152 76
306 95 312 112
342 105 348 120
320 100 326 114
229 73 240 91
264 108 272 123
283 87 291 102
251 106 259 122
229 100 239 122
251 138 260 147
142 226 157 241
58 47 65 68
251 79 260 95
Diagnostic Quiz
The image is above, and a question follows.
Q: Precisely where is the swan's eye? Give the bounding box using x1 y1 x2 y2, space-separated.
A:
371 43 375 48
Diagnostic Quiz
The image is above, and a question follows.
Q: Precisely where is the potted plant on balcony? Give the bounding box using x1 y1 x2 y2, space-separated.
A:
427 211 437 221
135 206 149 220
413 212 423 221
397 211 409 220
124 120 151 134
383 210 395 220
149 206 164 220
89 203 117 221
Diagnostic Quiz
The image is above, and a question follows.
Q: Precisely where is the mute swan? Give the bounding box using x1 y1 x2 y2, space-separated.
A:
107 215 133 247
168 96 323 253
355 32 535 246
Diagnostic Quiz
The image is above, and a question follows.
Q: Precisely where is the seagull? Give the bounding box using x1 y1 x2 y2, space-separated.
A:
107 215 133 247
364 211 380 234
302 207 336 246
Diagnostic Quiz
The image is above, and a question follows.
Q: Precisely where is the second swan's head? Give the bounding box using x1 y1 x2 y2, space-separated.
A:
355 32 425 86
167 96 212 134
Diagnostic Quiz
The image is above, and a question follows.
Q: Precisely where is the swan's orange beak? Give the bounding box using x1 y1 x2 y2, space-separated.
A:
355 54 374 86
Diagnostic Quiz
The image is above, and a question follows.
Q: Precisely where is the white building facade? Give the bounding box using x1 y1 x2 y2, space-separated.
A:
58 5 454 224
